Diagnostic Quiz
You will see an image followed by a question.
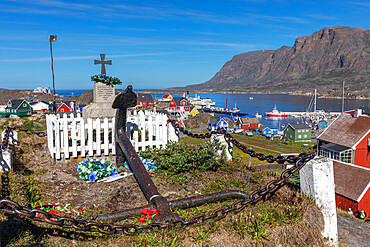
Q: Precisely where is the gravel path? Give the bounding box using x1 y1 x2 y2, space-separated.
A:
337 214 370 247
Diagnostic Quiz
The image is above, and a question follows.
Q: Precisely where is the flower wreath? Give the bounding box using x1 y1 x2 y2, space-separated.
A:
77 158 120 182
35 202 86 218
91 74 122 86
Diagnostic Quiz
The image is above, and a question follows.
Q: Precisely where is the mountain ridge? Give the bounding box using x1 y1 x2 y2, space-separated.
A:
174 26 369 97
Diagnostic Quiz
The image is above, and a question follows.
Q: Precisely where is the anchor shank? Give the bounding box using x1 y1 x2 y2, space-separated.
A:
116 127 161 202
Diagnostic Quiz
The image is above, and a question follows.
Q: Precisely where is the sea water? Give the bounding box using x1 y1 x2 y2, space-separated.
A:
152 92 369 129
54 90 369 129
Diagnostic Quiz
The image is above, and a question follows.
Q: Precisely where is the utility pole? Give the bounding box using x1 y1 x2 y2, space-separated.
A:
314 88 317 113
342 81 345 113
49 35 57 114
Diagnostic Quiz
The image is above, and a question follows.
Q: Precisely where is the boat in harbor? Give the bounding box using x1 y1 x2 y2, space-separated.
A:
188 94 215 109
266 105 288 117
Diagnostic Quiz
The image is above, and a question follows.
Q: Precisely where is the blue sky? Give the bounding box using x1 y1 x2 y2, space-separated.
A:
0 0 369 90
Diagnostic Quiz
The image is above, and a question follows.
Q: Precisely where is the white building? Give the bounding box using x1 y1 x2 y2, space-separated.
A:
30 101 50 112
34 87 51 94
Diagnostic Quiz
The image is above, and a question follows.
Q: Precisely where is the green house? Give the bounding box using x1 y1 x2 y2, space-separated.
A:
283 123 311 142
4 99 33 117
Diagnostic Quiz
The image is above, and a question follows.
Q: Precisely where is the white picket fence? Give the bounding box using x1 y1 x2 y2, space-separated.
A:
46 111 177 159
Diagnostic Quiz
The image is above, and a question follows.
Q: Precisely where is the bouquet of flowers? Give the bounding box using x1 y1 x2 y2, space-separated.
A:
124 157 157 172
35 202 86 218
77 158 120 182
91 74 122 86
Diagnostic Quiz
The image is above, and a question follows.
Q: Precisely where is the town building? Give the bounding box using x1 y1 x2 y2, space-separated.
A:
56 102 73 113
3 99 33 117
33 86 51 94
168 97 190 114
283 123 311 142
208 118 228 131
137 93 154 107
161 94 173 102
236 117 259 130
260 126 278 137
333 160 370 219
189 107 199 117
30 101 50 113
317 113 370 169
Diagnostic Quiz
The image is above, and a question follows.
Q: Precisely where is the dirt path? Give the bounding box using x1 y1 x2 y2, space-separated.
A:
238 140 284 154
337 214 370 247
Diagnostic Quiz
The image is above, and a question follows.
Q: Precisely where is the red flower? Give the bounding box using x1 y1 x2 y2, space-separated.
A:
45 202 49 205
71 211 76 216
138 216 145 223
149 209 157 215
52 202 55 206
50 210 58 215
141 208 150 215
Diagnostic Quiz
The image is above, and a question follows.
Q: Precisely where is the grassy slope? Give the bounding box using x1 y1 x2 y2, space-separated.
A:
0 117 326 246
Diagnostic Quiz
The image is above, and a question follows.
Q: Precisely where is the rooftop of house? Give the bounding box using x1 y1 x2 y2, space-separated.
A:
172 97 188 106
287 123 310 130
318 114 370 148
7 99 28 109
137 93 154 102
240 117 259 124
333 160 370 202
208 117 225 125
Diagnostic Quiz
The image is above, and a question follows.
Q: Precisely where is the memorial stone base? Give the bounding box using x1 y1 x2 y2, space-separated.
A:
83 103 116 120
83 82 117 120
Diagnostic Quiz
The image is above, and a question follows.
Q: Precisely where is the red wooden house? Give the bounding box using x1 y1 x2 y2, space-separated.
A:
137 93 154 107
168 97 190 114
333 160 370 219
56 102 73 113
236 117 259 130
317 114 370 169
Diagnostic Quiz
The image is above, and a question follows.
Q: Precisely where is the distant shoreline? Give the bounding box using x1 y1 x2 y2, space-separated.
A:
1 88 369 100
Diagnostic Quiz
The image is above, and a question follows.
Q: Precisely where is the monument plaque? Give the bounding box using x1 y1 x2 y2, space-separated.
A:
83 54 118 120
94 82 115 103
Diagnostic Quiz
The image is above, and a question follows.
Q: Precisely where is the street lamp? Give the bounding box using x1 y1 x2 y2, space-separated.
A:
49 35 57 113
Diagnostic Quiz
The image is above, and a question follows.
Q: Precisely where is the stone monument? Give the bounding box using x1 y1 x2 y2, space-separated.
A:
83 54 118 120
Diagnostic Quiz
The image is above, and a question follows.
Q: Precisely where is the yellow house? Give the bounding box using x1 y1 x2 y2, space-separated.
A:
161 93 173 102
189 107 199 117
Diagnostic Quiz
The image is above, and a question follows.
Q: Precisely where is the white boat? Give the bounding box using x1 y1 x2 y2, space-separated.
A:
188 94 216 109
266 105 287 117
255 111 262 118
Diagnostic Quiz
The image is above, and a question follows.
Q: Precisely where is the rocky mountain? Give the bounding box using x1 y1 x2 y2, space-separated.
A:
181 26 370 97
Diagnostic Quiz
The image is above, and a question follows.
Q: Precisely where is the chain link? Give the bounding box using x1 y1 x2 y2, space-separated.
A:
0 122 315 235
0 126 46 155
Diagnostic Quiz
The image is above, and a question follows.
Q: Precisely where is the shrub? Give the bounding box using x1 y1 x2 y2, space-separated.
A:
140 139 227 175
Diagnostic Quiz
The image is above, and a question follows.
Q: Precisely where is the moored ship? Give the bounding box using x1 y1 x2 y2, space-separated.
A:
266 105 288 117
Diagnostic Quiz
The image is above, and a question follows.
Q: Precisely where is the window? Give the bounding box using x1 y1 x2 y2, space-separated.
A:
298 130 301 132
319 148 352 164
304 135 307 138
298 135 302 138
23 104 27 107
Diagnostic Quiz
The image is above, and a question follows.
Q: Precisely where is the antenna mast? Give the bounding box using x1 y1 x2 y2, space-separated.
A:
342 81 345 113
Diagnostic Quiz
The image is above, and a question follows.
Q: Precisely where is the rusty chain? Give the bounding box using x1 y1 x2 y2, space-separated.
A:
0 122 315 235
1 126 46 154
169 120 305 164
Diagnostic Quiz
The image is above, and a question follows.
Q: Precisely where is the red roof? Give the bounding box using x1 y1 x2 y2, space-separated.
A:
318 114 370 148
333 160 370 202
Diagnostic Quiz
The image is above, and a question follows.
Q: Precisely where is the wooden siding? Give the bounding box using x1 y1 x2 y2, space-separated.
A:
358 187 370 219
354 131 370 169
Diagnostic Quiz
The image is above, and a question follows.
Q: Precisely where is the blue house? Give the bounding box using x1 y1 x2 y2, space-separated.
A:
208 118 229 131
317 121 327 130
261 127 278 136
